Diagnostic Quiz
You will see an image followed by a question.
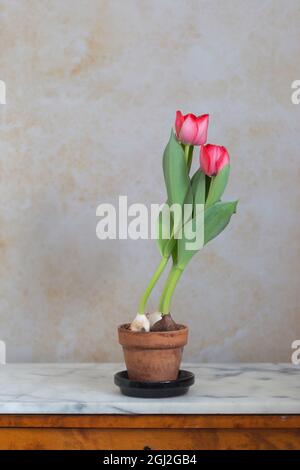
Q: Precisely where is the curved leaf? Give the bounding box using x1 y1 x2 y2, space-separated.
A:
177 215 205 269
163 130 191 207
191 168 206 208
204 200 238 244
176 200 238 270
156 130 191 257
205 165 230 208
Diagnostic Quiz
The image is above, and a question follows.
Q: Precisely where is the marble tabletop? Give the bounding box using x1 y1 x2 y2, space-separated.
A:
0 363 299 414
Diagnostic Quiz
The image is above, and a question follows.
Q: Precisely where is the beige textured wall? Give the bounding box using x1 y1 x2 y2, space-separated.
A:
0 0 300 362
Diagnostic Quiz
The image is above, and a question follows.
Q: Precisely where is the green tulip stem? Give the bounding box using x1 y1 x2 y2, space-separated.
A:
205 175 215 208
184 144 190 164
184 145 194 173
138 257 169 314
159 265 183 315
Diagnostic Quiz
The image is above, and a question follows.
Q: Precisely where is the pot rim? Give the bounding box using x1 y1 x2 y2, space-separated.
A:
118 323 188 335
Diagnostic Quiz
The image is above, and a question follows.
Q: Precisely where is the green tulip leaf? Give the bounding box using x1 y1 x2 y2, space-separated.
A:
191 168 206 209
205 164 230 208
163 129 191 207
176 216 204 269
156 130 191 257
204 200 238 244
176 200 238 270
156 202 173 257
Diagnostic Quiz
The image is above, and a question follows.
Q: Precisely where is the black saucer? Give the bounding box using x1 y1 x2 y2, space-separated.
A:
114 370 195 398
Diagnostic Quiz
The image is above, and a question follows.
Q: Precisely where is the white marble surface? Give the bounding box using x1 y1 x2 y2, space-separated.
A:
0 363 299 415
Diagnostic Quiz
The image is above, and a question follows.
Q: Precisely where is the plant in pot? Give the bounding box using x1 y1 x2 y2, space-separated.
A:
118 111 238 387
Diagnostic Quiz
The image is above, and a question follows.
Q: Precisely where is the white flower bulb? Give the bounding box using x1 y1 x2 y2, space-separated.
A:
148 311 162 328
130 313 150 332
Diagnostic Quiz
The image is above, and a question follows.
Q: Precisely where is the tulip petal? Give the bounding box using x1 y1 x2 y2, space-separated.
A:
200 145 210 176
179 114 198 145
193 114 209 145
200 144 230 177
175 110 184 138
216 146 230 173
200 144 218 176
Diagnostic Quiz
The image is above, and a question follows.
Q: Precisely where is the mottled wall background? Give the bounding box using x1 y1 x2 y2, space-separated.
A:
0 0 299 362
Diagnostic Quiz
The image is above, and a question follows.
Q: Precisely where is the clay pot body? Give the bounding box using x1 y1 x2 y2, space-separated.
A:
118 323 188 382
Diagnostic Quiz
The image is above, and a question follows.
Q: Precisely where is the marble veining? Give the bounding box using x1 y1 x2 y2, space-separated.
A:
0 363 299 414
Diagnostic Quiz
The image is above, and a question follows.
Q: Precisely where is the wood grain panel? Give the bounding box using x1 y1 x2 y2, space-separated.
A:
0 414 300 429
0 428 300 450
0 415 299 450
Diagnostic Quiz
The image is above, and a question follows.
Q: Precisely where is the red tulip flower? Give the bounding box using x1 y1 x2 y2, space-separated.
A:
175 111 209 146
200 144 230 176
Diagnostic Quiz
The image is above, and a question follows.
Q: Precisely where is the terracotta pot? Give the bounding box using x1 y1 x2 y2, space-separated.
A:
118 323 188 382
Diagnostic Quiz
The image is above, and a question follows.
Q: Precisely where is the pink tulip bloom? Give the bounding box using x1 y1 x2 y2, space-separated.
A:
200 144 230 176
175 111 209 146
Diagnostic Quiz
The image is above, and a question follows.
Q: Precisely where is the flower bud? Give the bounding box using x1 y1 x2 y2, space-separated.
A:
200 144 230 176
175 111 209 146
